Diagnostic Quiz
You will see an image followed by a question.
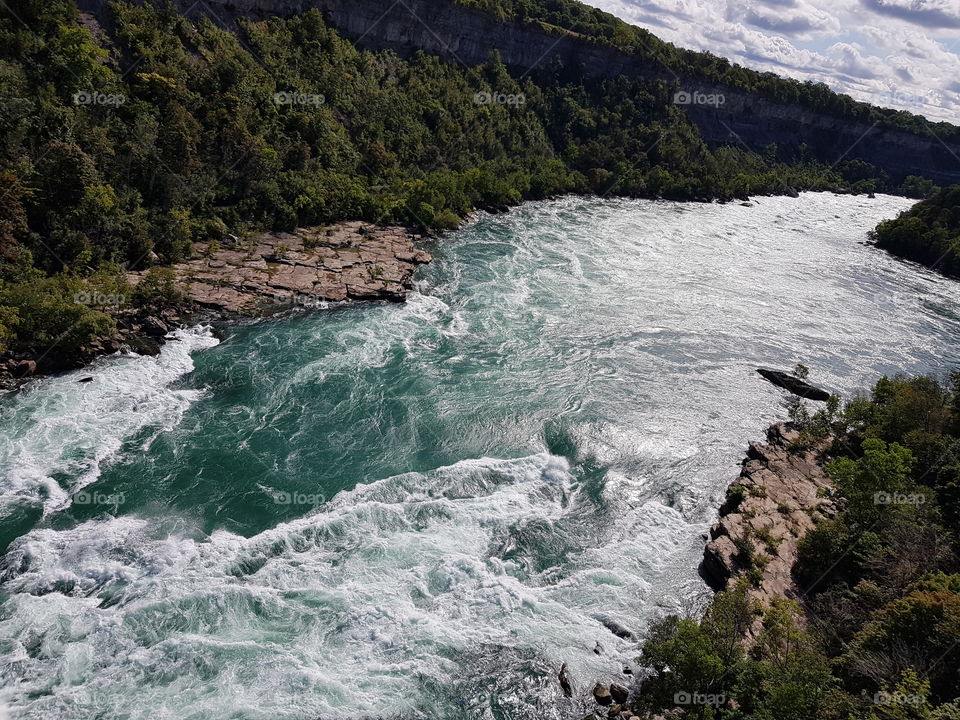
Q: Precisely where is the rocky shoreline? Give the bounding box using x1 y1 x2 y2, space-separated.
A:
0 221 430 390
700 422 835 615
128 221 431 314
577 422 835 718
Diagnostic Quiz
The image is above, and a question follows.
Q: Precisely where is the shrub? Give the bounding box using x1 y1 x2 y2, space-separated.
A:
132 267 184 309
0 273 116 355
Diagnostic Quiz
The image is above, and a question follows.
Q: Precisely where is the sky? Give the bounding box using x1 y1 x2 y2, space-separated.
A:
580 0 960 123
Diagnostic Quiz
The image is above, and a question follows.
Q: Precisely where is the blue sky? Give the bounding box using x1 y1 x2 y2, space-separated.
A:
581 0 960 122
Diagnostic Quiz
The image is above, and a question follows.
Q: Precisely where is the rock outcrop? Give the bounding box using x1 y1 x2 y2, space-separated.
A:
701 423 835 612
579 425 836 712
1 222 429 390
756 368 832 401
127 221 431 315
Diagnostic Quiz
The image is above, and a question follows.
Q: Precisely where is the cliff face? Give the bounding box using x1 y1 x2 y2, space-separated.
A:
77 0 960 184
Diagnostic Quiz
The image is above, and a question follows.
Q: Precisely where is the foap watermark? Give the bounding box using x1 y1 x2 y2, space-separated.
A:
673 90 725 107
273 91 325 106
874 691 925 706
74 490 126 506
474 90 525 107
271 291 327 310
74 291 126 308
273 490 326 507
874 491 926 506
73 90 126 107
879 88 929 110
674 691 725 707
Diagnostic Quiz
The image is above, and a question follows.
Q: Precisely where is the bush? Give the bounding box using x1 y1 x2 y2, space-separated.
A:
843 574 960 698
637 374 960 720
0 305 19 353
131 267 184 309
0 273 116 356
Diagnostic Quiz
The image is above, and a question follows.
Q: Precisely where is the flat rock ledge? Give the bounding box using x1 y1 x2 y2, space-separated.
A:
700 423 836 612
128 221 432 315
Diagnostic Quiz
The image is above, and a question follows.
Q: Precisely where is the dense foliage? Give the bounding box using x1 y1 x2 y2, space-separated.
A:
871 186 960 279
634 375 960 719
0 0 950 364
456 0 960 143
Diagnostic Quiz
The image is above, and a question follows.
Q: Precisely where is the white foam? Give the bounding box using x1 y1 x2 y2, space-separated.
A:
0 326 219 516
0 452 695 718
3 192 959 719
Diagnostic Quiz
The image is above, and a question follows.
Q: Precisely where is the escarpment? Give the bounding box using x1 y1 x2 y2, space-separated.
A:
77 0 960 185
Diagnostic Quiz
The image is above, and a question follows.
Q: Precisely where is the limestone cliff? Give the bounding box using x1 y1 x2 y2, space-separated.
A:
77 0 960 185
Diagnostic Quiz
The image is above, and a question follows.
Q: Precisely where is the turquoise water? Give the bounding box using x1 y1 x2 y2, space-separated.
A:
2 193 960 719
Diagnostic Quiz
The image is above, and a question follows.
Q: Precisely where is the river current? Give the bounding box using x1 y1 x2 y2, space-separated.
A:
1 193 959 719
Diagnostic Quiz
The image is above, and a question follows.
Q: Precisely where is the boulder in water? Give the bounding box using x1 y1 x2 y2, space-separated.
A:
142 316 169 337
12 359 36 377
756 368 831 401
124 335 162 357
597 616 636 641
593 683 612 705
610 683 629 704
559 663 573 697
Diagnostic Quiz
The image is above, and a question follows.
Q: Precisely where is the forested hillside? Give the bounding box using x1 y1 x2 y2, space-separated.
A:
629 374 960 719
0 0 950 366
872 186 960 279
455 0 960 142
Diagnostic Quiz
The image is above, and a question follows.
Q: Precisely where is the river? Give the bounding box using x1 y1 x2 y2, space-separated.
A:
1 192 959 719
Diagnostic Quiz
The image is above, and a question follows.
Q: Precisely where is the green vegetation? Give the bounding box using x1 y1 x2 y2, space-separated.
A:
0 0 953 366
634 374 960 718
455 0 960 143
872 186 960 279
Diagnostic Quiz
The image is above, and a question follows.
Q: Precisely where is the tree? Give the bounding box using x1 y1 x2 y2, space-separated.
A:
843 574 960 699
825 438 915 524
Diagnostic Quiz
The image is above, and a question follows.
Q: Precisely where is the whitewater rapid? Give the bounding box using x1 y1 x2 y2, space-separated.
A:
0 328 219 519
2 193 959 719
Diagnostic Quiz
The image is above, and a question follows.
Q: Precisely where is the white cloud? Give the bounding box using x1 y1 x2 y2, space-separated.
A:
582 0 960 122
739 0 841 38
860 0 960 30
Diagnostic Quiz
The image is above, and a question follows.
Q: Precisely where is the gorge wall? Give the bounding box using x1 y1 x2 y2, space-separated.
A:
77 0 960 185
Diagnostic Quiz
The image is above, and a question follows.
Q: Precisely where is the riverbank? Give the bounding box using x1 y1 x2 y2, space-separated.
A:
1 193 955 719
582 421 837 717
129 221 431 314
700 422 836 618
582 371 960 719
3 188 902 393
0 221 430 391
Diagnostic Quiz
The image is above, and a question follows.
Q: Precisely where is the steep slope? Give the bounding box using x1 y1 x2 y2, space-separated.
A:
78 0 960 185
1 0 957 370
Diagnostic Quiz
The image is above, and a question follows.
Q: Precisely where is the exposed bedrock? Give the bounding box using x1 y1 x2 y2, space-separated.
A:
701 423 836 615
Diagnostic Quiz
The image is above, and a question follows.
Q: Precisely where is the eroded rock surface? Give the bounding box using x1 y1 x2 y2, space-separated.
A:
701 423 835 611
128 222 431 314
